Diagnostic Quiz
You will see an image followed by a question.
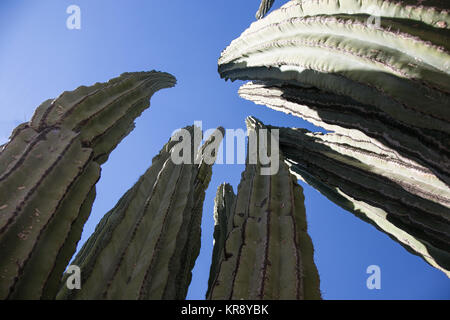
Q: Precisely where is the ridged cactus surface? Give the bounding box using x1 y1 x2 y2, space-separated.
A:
268 124 450 277
57 126 224 300
0 71 176 299
238 81 449 186
256 0 275 19
219 0 450 183
206 183 236 299
218 1 450 277
207 117 321 300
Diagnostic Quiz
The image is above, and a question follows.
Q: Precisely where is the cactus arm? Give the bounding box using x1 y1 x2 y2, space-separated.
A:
57 127 224 300
8 164 99 299
0 71 176 299
256 0 275 19
0 130 94 299
275 0 450 29
207 117 320 300
218 1 450 134
271 125 450 276
219 34 450 121
171 127 226 299
57 134 184 299
238 81 450 186
206 183 236 299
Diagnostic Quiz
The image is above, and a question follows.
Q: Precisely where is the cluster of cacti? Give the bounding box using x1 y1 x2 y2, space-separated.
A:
218 0 450 276
0 67 319 300
1 0 448 301
0 71 176 299
57 126 224 299
207 117 321 300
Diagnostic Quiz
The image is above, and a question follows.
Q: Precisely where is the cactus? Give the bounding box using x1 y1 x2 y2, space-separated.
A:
238 81 450 186
0 71 176 299
207 117 321 300
218 1 450 163
57 126 224 300
218 1 450 276
253 0 449 29
266 123 450 277
206 183 236 299
256 0 275 19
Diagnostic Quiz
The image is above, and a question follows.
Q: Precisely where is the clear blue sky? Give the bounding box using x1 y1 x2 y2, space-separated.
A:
0 0 448 300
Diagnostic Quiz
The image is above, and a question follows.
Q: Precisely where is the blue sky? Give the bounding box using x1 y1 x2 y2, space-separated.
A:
0 0 448 300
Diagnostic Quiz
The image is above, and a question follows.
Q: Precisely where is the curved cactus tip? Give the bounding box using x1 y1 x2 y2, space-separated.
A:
256 0 275 19
121 70 177 83
245 115 265 130
0 69 177 300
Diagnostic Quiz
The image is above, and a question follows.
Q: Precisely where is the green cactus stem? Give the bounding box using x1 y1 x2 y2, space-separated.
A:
218 1 450 136
0 71 176 299
268 123 450 277
238 81 450 186
255 1 449 30
57 126 224 300
207 117 321 300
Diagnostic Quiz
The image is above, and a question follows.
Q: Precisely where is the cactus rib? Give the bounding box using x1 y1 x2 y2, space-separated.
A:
238 81 450 186
0 71 176 299
218 0 450 134
207 117 321 300
57 126 224 300
268 123 450 277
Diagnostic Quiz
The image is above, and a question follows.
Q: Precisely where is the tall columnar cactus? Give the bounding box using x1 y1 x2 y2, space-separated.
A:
218 0 450 184
206 183 236 298
0 71 176 299
267 123 450 276
207 117 321 300
238 81 449 186
57 126 224 300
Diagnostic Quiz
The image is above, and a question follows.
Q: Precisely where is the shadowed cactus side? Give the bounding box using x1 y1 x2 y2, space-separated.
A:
256 0 275 19
219 0 450 183
238 81 449 186
207 117 321 300
218 0 450 276
206 183 236 299
0 71 176 299
57 126 224 300
267 123 450 276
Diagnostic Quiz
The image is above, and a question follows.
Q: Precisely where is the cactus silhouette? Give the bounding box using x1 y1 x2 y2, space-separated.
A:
0 71 176 299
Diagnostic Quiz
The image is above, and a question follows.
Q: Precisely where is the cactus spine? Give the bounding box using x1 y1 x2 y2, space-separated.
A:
57 126 224 300
207 117 321 300
0 71 176 299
